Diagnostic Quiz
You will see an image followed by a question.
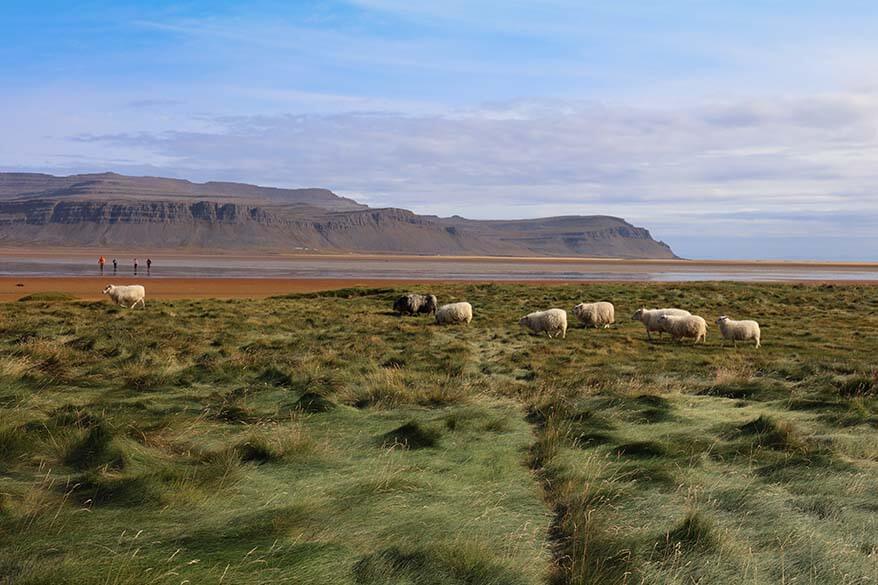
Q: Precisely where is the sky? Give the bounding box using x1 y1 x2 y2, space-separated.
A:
2 1 878 260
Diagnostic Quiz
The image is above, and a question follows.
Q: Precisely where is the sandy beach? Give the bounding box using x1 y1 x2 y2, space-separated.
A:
3 273 876 302
0 277 426 301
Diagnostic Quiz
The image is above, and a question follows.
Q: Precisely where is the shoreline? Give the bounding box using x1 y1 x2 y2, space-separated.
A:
2 248 877 270
3 276 876 302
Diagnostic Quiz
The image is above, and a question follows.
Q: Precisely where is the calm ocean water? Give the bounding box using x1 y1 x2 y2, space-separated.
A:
2 255 877 281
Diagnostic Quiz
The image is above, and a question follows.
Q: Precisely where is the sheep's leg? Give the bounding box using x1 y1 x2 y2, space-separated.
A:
755 338 760 348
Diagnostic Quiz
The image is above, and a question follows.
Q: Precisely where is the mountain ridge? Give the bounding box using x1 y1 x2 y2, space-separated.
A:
0 172 677 258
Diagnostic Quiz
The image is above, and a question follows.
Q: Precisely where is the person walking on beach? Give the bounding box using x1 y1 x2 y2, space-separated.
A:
133 258 138 274
98 256 105 274
113 258 117 274
146 258 152 275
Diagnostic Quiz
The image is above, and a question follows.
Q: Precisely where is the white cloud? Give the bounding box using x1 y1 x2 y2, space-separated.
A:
51 93 878 250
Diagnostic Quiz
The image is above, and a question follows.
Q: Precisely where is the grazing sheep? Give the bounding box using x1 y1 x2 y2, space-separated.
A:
519 309 568 339
716 316 761 348
435 302 473 325
393 293 438 316
658 314 708 343
572 301 615 328
631 308 691 340
102 284 146 309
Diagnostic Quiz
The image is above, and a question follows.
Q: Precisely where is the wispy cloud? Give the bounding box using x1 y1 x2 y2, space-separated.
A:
68 94 878 250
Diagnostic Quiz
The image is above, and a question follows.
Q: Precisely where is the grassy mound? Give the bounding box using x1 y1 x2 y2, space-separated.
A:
17 292 76 302
837 373 878 397
656 510 717 557
63 420 124 470
614 440 667 458
733 415 803 451
294 391 336 413
381 421 440 449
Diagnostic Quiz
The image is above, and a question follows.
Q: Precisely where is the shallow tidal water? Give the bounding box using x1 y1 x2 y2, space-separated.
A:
2 254 877 282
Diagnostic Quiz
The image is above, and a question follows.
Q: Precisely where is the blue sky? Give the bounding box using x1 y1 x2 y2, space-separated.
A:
3 1 878 259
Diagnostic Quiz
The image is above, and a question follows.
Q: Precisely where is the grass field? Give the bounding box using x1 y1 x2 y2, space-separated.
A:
1 282 877 584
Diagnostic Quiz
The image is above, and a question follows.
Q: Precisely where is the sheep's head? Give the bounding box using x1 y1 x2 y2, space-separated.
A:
102 285 114 294
716 315 729 325
631 308 645 322
518 316 530 327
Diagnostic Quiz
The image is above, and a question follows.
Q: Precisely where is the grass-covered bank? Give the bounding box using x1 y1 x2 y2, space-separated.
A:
1 283 877 584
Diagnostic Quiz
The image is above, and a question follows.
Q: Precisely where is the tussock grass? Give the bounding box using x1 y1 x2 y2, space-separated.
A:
2 282 877 584
294 391 336 413
381 421 440 450
63 419 125 470
655 510 718 557
836 371 878 397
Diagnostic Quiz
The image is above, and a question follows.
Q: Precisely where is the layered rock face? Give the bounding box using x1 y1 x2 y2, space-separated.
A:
0 172 677 258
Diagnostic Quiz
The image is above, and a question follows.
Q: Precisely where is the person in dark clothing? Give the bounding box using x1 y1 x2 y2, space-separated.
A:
113 258 117 273
146 258 152 274
134 258 138 274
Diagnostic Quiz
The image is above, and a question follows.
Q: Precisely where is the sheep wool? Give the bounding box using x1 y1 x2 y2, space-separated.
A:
631 308 691 340
716 316 761 348
572 301 615 328
658 314 708 343
393 293 438 316
519 308 568 339
435 302 473 325
102 284 146 309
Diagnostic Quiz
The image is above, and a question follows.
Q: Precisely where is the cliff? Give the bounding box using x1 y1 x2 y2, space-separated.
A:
0 172 677 258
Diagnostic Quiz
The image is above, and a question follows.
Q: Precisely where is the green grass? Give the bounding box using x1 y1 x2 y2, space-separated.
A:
16 291 77 302
1 282 877 584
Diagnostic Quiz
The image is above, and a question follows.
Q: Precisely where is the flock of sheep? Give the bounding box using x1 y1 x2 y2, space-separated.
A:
101 285 761 348
393 292 762 347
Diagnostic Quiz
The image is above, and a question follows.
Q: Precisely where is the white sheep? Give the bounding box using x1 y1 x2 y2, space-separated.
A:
435 302 473 325
572 301 615 328
716 316 761 348
102 284 146 309
658 314 708 343
631 308 691 340
519 308 568 339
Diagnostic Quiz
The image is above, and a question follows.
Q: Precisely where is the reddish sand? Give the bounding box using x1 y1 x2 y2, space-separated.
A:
3 275 876 302
1 277 428 301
